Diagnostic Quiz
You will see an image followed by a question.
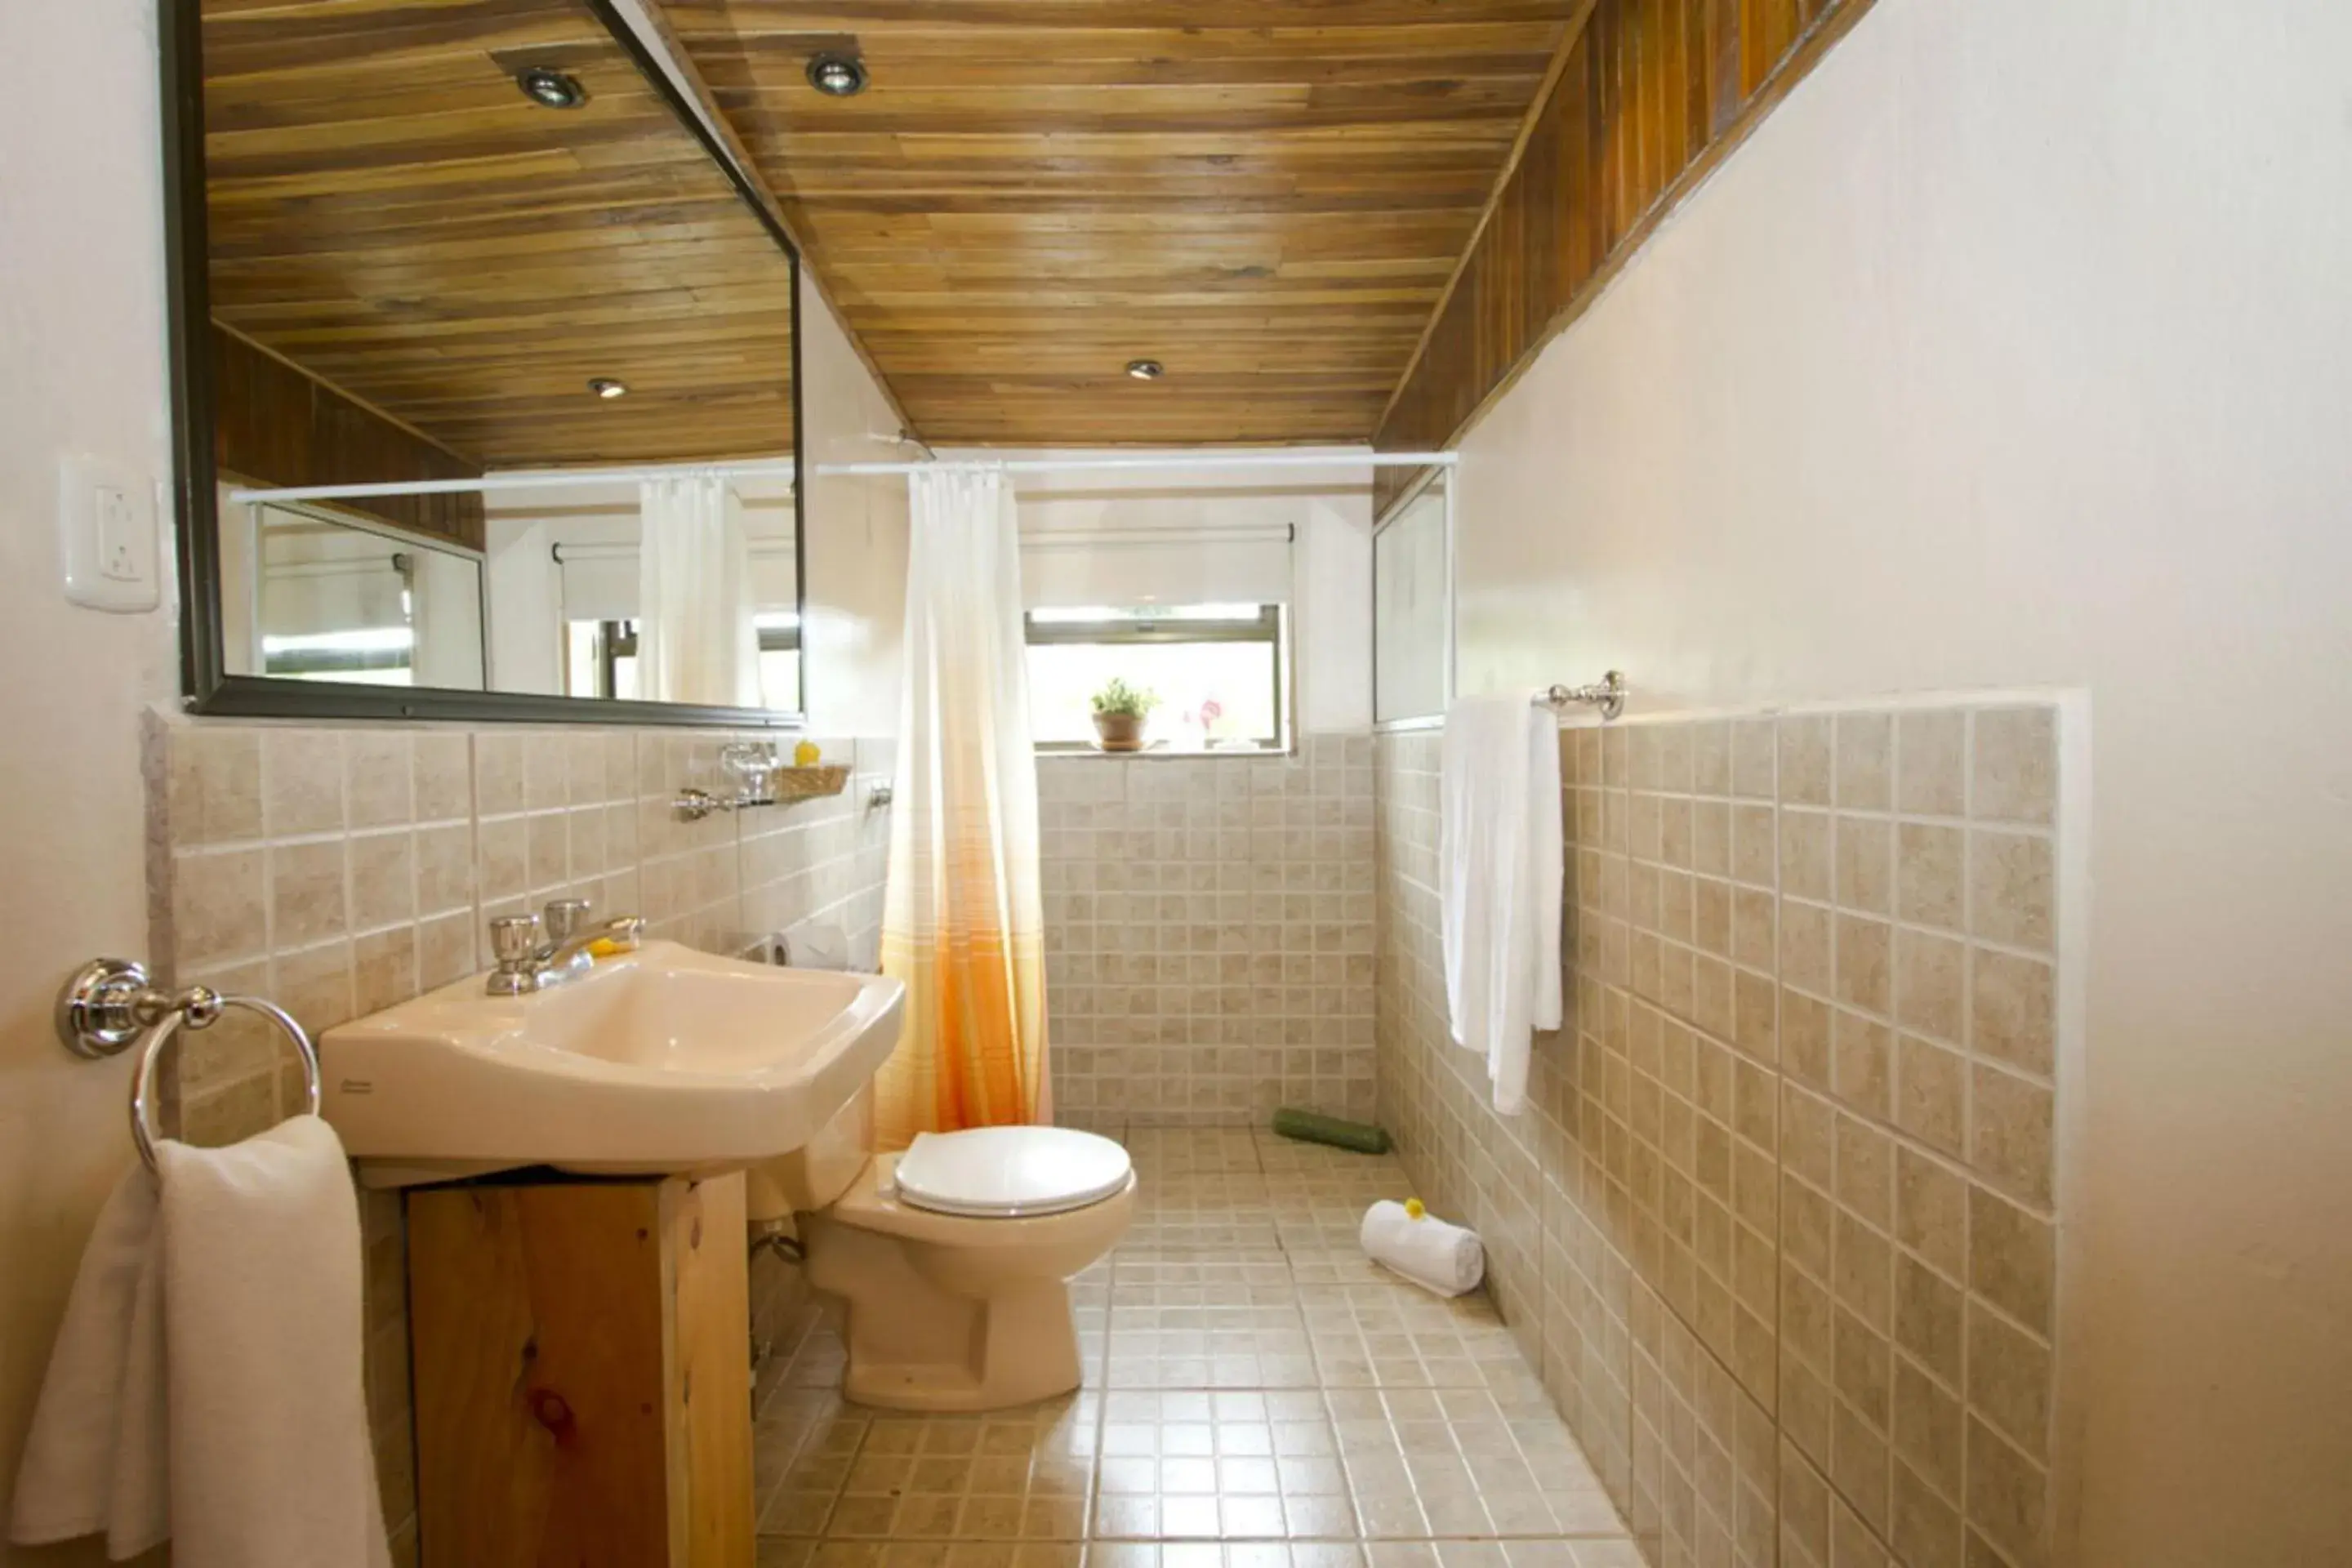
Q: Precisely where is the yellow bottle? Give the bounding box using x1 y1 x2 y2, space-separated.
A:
793 739 821 767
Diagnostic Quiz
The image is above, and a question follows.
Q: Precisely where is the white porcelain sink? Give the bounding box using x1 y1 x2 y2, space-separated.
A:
318 940 903 1186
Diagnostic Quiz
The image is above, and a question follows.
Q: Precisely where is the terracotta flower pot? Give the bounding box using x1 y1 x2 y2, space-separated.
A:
1092 711 1146 752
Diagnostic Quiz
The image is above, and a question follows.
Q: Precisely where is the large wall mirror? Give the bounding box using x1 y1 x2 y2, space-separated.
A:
163 0 805 725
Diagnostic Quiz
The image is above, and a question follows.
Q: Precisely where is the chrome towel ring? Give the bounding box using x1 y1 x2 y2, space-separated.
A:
56 958 323 1171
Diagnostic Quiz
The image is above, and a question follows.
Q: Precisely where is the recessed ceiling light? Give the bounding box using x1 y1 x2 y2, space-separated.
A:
516 66 589 110
588 377 629 399
1126 359 1165 381
806 51 869 97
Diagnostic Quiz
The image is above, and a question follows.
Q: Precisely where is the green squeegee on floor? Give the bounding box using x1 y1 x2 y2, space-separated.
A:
1270 1106 1391 1155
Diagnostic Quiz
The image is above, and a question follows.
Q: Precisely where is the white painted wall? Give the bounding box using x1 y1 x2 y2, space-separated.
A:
950 448 1377 734
0 0 180 1557
1448 0 2352 1559
797 271 911 737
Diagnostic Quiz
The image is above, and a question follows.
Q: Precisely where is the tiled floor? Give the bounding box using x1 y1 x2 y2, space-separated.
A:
751 1129 1642 1568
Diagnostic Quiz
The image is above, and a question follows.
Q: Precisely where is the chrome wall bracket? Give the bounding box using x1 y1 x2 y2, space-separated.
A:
1539 670 1628 722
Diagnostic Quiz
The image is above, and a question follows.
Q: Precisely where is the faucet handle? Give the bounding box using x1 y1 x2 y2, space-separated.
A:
542 898 591 946
487 915 543 996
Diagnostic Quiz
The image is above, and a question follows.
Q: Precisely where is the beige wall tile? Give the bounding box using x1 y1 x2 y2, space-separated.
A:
1895 929 1966 1045
275 938 354 1036
1833 817 1891 915
1835 1115 1894 1232
1834 714 1892 812
474 733 524 817
1893 1254 1964 1387
1971 707 2056 826
271 839 348 949
354 927 418 1017
1895 1148 1969 1285
1970 1066 2055 1207
1781 901 1832 996
349 831 416 932
1780 809 1832 903
264 730 345 837
413 732 472 821
1967 1304 2053 1461
1969 1187 2057 1336
1968 831 2055 952
1833 915 1891 1017
1692 722 1731 797
1784 991 1833 1094
172 847 268 969
1831 1011 1892 1123
1970 950 2056 1077
1895 822 1964 932
1896 713 1965 817
168 726 263 845
416 822 475 916
1964 1418 2051 1568
1895 1035 1967 1158
1732 718 1777 800
1832 1212 1892 1333
1779 716 1833 808
1891 1356 1964 1503
345 731 414 831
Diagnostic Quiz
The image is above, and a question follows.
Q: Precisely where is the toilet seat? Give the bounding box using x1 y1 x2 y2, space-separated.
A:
891 1126 1132 1218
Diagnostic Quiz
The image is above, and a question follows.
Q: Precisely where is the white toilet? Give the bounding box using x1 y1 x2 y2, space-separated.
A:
750 1094 1134 1411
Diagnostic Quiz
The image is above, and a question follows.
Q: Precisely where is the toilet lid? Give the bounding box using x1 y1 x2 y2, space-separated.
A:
892 1127 1133 1218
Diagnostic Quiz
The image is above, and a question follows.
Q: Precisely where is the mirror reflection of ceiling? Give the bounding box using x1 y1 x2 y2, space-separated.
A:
659 1 1588 446
203 0 796 471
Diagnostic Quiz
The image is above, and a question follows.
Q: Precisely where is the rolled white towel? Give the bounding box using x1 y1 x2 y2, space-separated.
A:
1359 1199 1484 1297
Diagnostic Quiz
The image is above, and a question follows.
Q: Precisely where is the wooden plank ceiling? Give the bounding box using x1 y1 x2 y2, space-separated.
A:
203 0 798 471
659 0 1592 446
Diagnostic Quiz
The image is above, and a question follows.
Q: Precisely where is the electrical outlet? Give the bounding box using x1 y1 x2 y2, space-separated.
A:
60 454 160 612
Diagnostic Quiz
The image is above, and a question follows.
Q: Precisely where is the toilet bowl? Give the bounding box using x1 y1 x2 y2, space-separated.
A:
751 1102 1134 1412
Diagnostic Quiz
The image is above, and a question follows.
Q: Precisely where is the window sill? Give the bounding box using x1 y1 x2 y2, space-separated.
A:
1033 744 1291 760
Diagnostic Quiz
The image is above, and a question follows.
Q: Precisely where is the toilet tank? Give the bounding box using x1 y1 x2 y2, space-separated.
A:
746 1085 872 1222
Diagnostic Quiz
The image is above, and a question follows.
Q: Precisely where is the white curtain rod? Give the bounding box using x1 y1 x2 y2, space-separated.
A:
225 450 1453 506
816 451 1459 477
225 458 801 507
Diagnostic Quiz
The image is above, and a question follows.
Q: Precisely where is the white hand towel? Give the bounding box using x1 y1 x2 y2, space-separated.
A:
1360 1200 1485 1297
1440 692 1565 1115
8 1166 170 1557
11 1116 390 1568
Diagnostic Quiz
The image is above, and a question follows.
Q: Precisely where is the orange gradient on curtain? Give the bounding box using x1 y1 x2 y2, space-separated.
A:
875 466 1050 1148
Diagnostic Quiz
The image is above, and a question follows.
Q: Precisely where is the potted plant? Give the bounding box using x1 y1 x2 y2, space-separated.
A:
1089 677 1158 752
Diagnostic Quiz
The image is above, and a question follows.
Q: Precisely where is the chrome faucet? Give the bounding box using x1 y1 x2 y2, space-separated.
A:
484 901 646 996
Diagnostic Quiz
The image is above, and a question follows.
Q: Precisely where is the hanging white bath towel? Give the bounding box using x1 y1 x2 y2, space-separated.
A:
11 1116 391 1568
1440 692 1564 1115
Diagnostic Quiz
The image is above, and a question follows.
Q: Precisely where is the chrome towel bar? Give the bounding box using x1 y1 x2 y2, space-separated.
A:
57 959 323 1171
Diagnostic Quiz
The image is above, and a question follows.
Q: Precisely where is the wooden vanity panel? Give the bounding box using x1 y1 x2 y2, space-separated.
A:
408 1174 753 1568
664 1174 755 1568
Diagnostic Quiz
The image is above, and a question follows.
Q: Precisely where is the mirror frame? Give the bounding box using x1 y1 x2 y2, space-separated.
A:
159 0 808 727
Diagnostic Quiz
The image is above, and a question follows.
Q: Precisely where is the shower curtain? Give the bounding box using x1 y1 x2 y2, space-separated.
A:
636 470 761 707
875 466 1051 1145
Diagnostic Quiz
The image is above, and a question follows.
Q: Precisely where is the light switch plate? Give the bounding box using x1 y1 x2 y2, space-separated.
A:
60 453 160 612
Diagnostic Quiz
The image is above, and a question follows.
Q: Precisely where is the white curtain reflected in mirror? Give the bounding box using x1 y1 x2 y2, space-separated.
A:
495 466 798 709
635 472 761 708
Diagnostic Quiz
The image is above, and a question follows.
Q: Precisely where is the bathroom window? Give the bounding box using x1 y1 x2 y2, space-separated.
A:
1025 604 1289 752
565 613 801 708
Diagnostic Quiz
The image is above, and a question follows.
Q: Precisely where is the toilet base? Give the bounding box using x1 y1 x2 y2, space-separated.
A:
840 1277 1084 1413
803 1209 1088 1412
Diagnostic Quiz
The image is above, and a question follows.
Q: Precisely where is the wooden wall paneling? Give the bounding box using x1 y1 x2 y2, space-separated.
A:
212 325 487 550
1373 0 1881 461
